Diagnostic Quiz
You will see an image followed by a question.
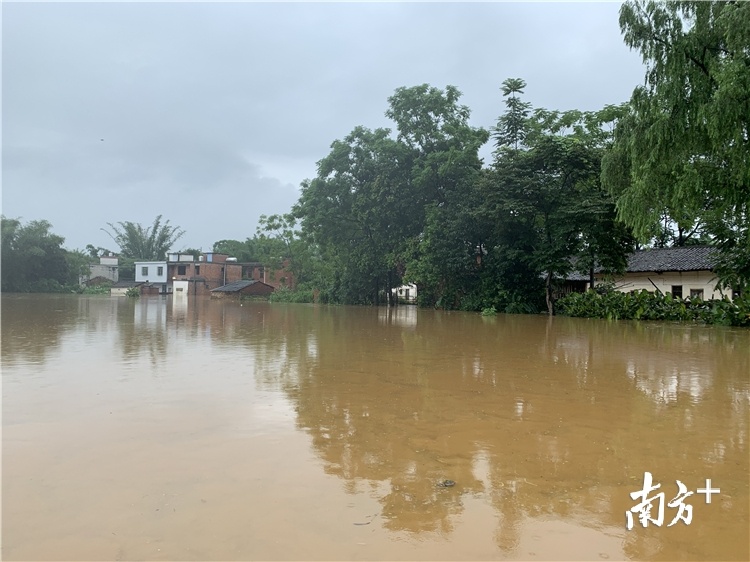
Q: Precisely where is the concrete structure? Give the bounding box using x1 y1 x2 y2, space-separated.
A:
129 253 294 296
392 283 418 304
566 246 731 300
81 255 119 285
134 261 169 294
168 253 243 297
241 260 296 290
210 279 275 299
110 281 143 296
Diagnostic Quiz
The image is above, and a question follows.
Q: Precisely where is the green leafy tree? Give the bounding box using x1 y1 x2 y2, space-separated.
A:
1 217 72 292
85 244 115 259
212 239 260 262
386 85 489 306
295 125 413 304
493 78 532 152
103 215 185 260
485 85 634 314
602 0 750 291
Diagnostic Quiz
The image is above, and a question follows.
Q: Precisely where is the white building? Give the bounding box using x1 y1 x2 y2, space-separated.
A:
566 246 733 300
392 283 418 304
134 261 168 293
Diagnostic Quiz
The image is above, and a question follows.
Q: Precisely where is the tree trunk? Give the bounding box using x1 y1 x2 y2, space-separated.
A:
545 271 555 316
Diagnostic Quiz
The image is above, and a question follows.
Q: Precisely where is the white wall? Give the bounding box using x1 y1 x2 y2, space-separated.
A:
607 270 726 300
172 280 189 296
135 261 167 283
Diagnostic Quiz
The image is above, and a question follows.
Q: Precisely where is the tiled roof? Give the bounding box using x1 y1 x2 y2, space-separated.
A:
111 281 144 288
563 246 717 280
211 279 259 292
627 246 717 272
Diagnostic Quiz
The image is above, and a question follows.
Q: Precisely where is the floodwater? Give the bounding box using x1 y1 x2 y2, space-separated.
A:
2 294 748 561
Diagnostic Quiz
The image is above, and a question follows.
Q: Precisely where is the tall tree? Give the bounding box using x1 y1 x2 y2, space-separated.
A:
485 85 634 314
295 125 413 304
493 78 532 152
1 217 72 292
386 84 489 306
602 0 750 290
103 215 185 261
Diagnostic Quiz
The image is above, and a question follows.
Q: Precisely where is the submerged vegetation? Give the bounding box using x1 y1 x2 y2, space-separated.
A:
558 286 750 327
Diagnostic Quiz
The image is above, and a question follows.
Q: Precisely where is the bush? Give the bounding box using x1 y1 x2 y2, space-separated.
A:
557 287 750 327
268 286 315 303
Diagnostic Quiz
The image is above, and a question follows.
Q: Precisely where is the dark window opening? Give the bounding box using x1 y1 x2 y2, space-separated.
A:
671 285 683 299
195 265 200 275
178 265 187 275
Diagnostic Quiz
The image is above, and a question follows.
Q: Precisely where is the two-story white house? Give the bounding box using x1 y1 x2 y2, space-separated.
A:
134 261 168 294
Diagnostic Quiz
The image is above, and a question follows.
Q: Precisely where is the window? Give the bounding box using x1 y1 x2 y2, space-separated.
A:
157 266 163 276
195 265 200 275
671 285 683 299
690 289 704 300
177 265 186 275
141 266 148 276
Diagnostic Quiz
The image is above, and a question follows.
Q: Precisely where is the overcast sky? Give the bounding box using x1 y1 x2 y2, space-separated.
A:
3 1 647 253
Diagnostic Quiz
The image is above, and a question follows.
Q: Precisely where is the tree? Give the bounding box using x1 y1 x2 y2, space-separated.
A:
213 239 259 262
602 0 750 290
386 84 489 306
295 125 413 304
484 84 634 314
1 216 73 292
493 78 532 152
103 215 185 260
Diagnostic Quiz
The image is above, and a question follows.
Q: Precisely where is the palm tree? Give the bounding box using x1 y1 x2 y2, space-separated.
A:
103 215 185 260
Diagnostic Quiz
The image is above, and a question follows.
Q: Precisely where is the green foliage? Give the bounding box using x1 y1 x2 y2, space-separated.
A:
480 306 497 317
79 284 113 295
65 249 93 282
125 287 141 298
85 244 114 259
493 78 531 152
603 0 750 291
103 215 185 260
484 86 634 314
213 239 259 262
558 287 750 327
1 216 77 292
295 85 488 307
268 286 316 304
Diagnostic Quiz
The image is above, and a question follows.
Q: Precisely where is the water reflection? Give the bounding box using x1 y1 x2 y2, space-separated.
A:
255 308 748 559
2 296 748 560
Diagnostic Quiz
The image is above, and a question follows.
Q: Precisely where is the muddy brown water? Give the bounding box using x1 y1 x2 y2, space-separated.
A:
2 294 748 561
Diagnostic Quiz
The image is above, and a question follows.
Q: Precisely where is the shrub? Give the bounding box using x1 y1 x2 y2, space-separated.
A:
557 288 750 327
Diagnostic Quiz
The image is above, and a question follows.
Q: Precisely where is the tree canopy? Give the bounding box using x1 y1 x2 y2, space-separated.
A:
602 0 750 290
103 215 185 261
1 217 82 292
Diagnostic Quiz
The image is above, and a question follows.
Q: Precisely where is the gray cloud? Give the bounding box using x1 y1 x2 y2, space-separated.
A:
3 2 644 251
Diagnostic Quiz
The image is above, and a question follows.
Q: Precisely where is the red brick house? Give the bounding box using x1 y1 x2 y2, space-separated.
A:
167 252 243 297
241 260 296 290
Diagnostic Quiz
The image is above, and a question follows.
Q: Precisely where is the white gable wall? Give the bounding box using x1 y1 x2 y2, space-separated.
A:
606 270 725 300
